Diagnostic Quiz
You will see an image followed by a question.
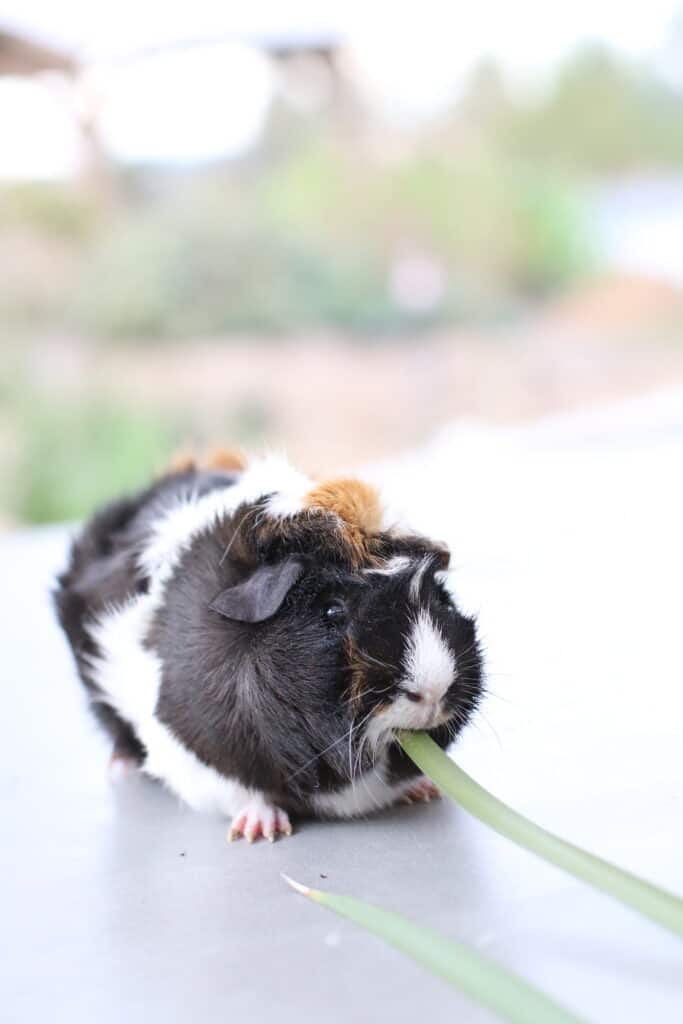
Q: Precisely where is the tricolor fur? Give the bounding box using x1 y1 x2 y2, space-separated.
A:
54 453 483 829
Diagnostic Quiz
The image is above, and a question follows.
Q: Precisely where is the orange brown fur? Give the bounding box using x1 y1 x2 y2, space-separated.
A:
344 637 394 716
304 478 382 568
166 452 197 475
344 636 370 714
202 446 247 472
165 446 247 478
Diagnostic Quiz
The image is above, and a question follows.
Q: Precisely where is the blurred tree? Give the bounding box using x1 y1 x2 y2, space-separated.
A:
501 45 683 172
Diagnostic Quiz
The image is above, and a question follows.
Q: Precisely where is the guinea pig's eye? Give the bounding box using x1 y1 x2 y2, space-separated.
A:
324 600 348 625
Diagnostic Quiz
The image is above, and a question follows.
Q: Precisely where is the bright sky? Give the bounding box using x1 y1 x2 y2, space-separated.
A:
1 0 682 176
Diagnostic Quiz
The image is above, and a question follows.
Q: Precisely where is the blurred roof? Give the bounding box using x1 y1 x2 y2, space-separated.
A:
0 3 344 63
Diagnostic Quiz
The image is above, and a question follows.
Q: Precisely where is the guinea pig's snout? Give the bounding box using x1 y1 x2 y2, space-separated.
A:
401 611 456 713
398 686 452 728
401 687 446 709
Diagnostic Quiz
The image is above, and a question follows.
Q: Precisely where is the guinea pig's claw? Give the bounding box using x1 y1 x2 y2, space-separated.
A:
228 802 293 844
401 778 441 805
108 753 139 783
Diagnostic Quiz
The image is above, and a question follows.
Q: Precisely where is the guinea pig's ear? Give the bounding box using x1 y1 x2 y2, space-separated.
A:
209 559 304 623
402 536 451 571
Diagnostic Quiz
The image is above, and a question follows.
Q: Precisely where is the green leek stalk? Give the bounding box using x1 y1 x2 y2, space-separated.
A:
283 875 586 1024
399 731 683 940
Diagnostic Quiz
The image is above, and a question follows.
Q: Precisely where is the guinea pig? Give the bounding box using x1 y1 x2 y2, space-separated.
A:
54 448 483 842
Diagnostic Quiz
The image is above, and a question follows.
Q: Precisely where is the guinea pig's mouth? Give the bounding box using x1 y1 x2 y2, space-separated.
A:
402 707 453 731
370 696 454 739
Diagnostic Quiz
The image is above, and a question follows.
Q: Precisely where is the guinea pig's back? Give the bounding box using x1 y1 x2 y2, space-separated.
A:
54 468 240 672
54 466 242 760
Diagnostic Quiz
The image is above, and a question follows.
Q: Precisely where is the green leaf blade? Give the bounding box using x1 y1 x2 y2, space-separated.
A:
284 876 586 1024
399 731 683 939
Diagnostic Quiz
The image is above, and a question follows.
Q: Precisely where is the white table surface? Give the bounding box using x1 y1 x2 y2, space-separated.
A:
2 393 682 1024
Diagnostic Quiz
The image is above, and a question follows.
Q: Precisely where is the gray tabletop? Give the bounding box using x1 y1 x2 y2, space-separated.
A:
2 405 683 1024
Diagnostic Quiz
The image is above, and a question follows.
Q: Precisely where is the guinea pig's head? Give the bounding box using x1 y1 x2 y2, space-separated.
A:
344 548 482 742
197 490 483 801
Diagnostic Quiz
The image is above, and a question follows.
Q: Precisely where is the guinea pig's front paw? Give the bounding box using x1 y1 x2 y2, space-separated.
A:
228 797 293 844
401 778 441 804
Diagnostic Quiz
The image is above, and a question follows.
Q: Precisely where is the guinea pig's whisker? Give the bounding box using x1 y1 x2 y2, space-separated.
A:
455 641 482 668
466 675 515 704
359 755 382 809
352 714 376 785
456 676 486 699
455 667 487 692
456 646 482 666
353 730 383 809
357 650 400 675
286 714 371 783
351 734 362 784
352 722 390 800
287 705 379 785
368 682 397 698
480 690 515 706
350 709 377 783
473 709 504 750
444 720 459 745
337 681 395 729
348 711 370 784
456 659 489 684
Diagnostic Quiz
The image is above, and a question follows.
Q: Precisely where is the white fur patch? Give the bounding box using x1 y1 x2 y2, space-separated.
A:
364 555 412 576
87 595 250 816
264 479 311 518
404 610 455 702
139 453 313 594
312 760 415 819
409 556 431 602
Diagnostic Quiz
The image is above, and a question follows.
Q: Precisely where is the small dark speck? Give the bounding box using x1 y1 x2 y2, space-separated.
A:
320 873 327 879
180 852 186 858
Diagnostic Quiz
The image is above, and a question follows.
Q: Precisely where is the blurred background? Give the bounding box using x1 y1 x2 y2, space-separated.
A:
2 1 683 527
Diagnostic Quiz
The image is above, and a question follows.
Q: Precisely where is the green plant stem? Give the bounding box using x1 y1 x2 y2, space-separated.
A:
399 731 683 940
283 875 586 1024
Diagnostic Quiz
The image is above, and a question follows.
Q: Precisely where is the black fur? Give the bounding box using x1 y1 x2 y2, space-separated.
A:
54 468 240 759
55 468 484 816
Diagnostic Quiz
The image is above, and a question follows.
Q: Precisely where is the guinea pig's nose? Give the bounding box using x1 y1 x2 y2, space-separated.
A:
402 689 423 704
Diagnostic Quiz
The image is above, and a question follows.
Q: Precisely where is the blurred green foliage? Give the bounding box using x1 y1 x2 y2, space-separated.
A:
263 147 591 293
3 41 683 524
499 47 683 172
7 150 589 341
6 400 182 524
0 182 98 239
3 43 683 342
0 381 275 525
72 212 416 338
